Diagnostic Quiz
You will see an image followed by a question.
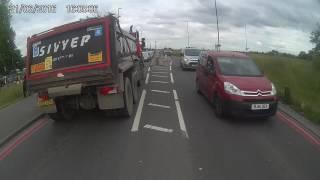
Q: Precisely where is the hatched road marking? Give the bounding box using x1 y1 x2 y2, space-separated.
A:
151 89 171 94
151 81 169 84
151 75 168 78
148 103 171 109
144 124 173 133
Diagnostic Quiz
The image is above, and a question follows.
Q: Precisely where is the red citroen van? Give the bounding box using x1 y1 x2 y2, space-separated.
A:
195 51 278 118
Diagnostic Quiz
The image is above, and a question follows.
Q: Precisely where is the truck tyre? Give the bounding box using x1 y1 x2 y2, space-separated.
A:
131 74 139 104
121 77 134 117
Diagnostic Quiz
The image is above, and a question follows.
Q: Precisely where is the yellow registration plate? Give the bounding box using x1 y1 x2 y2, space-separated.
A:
38 99 55 107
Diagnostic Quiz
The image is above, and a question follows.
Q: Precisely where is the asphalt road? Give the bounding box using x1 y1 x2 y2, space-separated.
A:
0 55 320 180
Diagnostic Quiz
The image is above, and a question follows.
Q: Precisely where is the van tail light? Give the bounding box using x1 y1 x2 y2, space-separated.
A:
99 86 118 96
38 91 49 101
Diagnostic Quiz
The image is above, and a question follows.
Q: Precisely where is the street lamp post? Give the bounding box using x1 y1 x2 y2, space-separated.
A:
117 8 122 19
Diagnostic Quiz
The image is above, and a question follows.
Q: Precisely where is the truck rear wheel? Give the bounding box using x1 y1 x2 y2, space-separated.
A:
121 77 134 117
48 100 75 121
131 74 139 104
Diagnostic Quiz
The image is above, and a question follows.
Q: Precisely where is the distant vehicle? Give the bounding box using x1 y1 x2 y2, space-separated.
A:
26 15 145 121
181 48 201 70
142 51 154 62
164 50 172 56
196 51 278 119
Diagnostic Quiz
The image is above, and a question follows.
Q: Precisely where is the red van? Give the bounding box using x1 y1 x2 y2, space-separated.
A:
195 51 278 118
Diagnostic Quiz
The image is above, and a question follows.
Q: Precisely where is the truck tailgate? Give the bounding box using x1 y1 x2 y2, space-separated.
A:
26 18 113 91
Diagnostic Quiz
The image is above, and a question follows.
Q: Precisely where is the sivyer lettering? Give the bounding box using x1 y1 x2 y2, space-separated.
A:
33 34 91 58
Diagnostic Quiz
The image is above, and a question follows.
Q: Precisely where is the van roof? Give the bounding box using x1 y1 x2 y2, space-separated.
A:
207 51 249 58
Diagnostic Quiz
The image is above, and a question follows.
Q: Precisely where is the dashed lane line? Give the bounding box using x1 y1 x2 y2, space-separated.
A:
144 124 173 133
148 103 171 109
173 90 189 138
170 72 174 84
145 73 150 84
131 90 147 132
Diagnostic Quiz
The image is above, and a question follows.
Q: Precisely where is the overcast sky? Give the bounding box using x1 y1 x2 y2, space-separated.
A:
10 0 320 55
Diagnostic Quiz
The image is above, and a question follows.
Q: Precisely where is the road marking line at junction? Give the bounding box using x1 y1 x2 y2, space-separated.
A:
151 81 169 84
144 124 173 133
0 118 48 161
151 89 170 94
148 67 150 72
145 73 150 84
131 90 147 132
173 90 189 138
152 67 168 70
148 103 171 109
151 75 168 78
170 66 172 71
152 72 168 74
170 73 174 84
277 112 320 148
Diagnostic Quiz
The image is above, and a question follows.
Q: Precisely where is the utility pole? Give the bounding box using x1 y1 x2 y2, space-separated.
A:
155 40 157 50
214 0 221 51
117 8 122 19
187 21 190 47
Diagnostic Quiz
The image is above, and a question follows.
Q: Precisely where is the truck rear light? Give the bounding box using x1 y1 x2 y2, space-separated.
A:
99 86 117 96
38 92 49 101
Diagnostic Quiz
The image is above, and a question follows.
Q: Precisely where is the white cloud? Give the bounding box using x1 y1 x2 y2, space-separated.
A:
9 0 320 55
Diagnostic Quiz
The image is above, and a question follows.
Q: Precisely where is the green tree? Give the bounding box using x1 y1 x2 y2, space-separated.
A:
0 0 23 75
311 24 320 54
310 24 320 69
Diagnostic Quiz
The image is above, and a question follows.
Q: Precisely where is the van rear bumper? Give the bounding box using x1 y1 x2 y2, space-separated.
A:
223 99 278 118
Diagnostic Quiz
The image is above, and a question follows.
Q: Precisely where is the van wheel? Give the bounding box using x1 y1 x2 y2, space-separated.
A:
196 80 201 94
121 77 134 117
214 96 225 118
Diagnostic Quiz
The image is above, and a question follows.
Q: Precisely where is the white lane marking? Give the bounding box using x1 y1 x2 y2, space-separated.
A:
173 89 178 100
144 124 173 133
151 89 170 94
170 72 174 84
131 90 147 132
170 66 172 71
152 72 168 74
148 67 150 72
145 73 150 84
148 103 171 109
151 75 168 78
151 81 169 84
173 89 189 138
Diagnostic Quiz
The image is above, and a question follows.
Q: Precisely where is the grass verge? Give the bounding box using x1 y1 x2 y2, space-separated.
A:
0 83 24 110
250 53 320 124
